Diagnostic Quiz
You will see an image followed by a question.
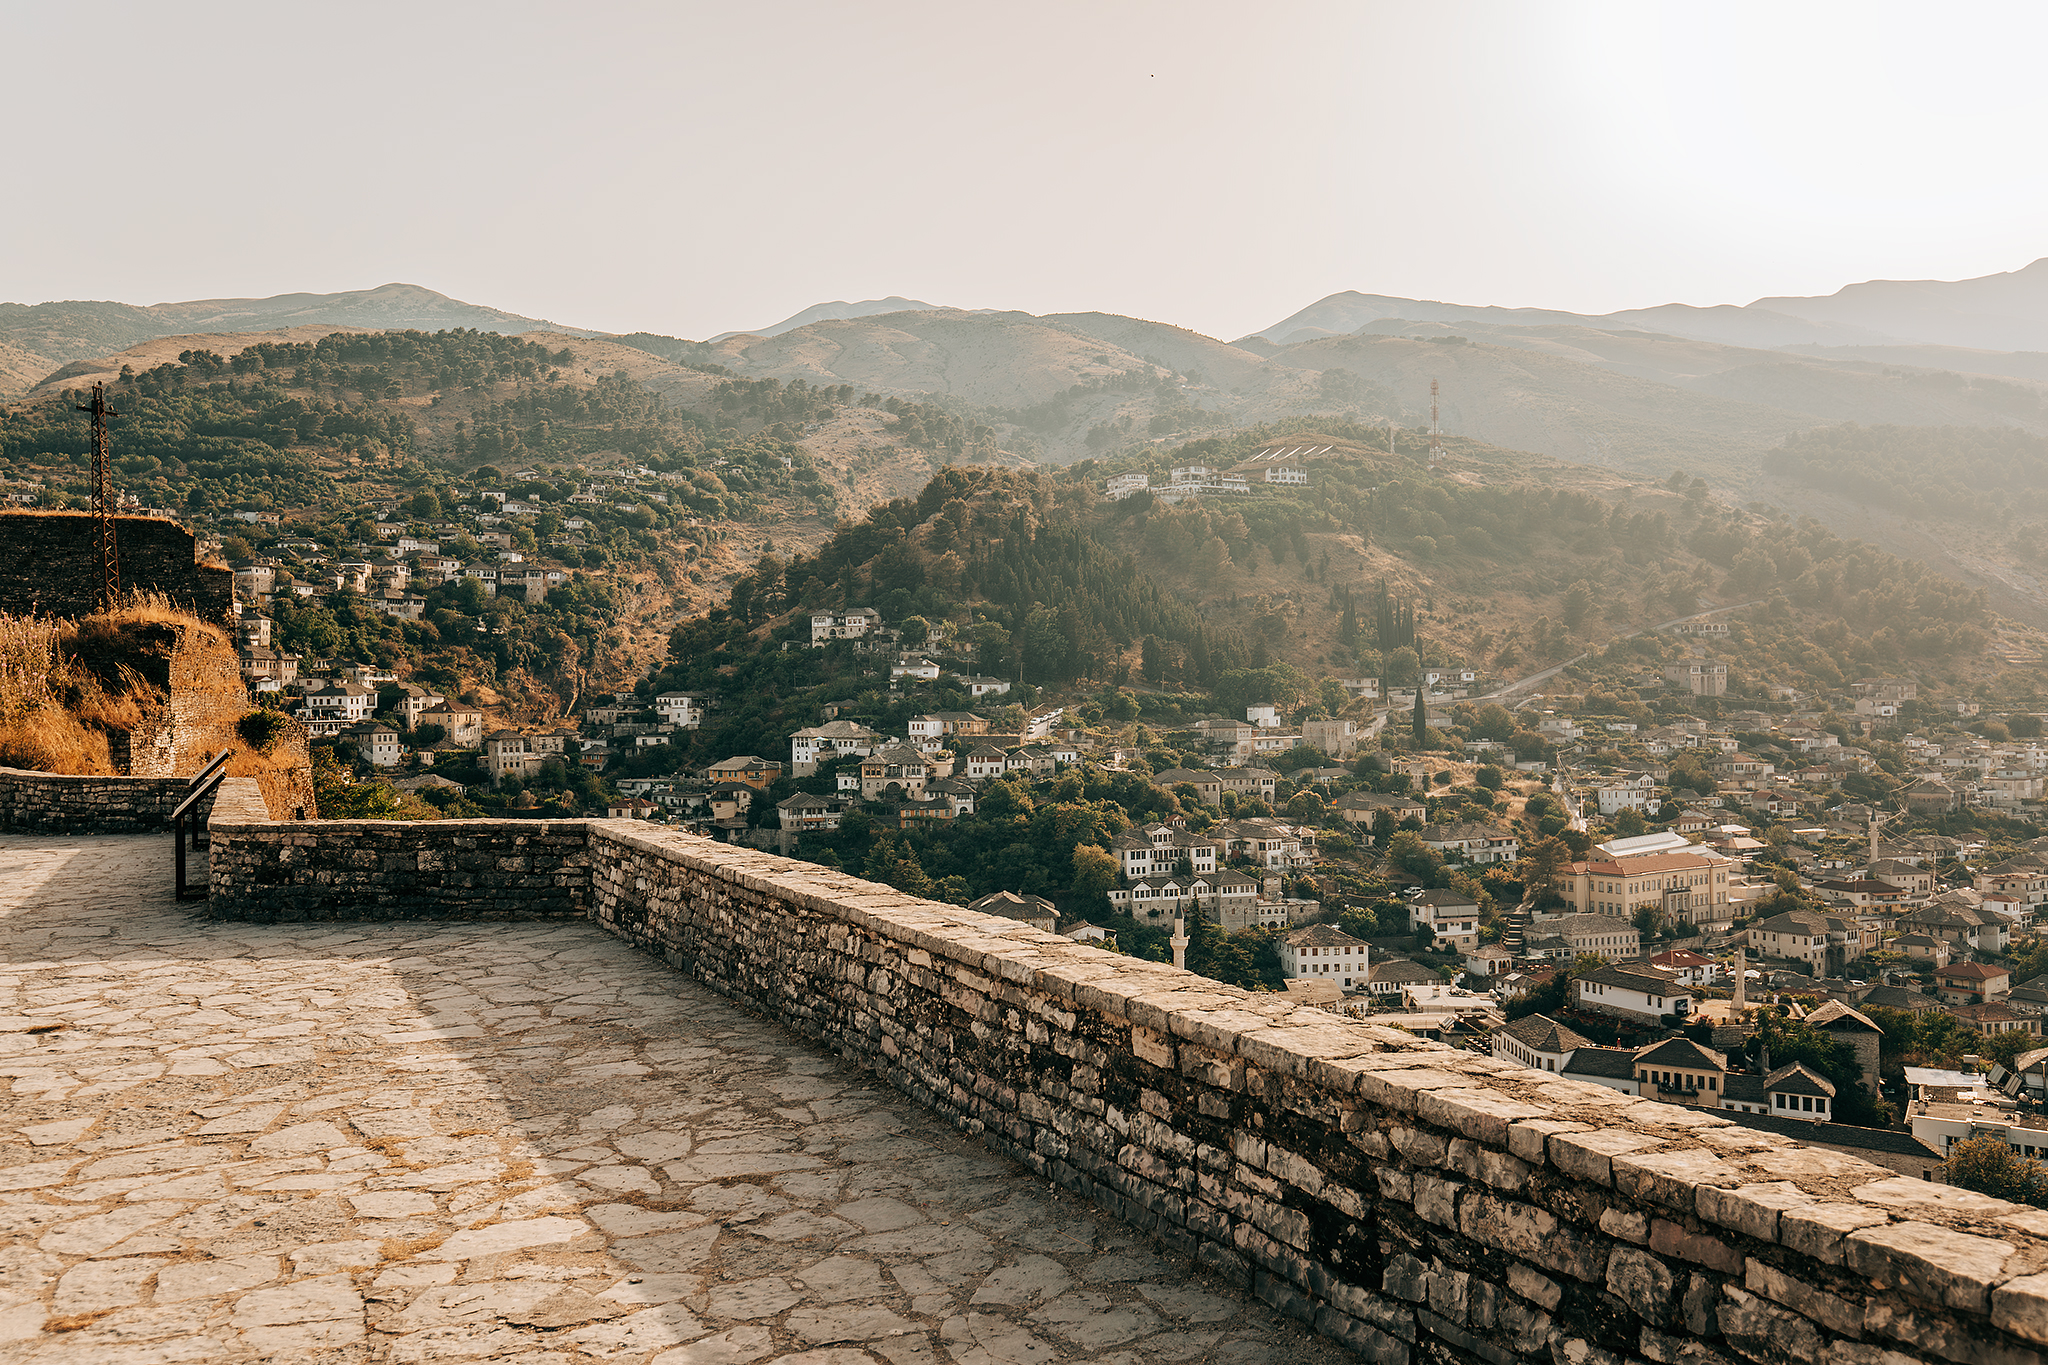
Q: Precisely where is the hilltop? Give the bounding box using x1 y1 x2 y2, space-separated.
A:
0 283 597 390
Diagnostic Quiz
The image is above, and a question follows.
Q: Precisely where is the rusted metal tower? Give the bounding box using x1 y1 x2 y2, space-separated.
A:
76 383 120 611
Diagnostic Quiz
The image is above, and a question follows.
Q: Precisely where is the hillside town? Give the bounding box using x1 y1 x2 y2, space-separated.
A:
178 436 2048 1179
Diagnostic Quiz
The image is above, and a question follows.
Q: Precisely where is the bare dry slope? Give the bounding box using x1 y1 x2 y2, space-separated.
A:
0 341 54 400
706 310 1163 408
1039 313 1271 390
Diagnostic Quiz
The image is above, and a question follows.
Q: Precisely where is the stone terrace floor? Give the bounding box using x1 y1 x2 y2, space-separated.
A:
0 835 1351 1365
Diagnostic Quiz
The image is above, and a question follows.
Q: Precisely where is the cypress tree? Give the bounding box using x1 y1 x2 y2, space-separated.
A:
1412 687 1427 746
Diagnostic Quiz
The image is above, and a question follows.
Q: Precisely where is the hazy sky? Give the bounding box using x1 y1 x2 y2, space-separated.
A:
9 1 2046 341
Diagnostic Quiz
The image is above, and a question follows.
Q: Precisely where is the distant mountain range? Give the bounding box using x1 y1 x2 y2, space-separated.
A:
0 283 597 369
1247 258 2048 353
9 264 2048 488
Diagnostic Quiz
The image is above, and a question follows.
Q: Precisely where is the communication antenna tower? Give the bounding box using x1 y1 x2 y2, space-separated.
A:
76 383 120 611
1428 379 1444 470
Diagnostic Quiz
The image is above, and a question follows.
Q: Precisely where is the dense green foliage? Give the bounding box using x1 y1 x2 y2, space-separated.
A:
1765 422 2048 525
1941 1134 2048 1207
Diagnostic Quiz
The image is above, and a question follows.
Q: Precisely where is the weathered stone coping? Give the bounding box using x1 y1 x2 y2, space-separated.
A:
204 808 2048 1362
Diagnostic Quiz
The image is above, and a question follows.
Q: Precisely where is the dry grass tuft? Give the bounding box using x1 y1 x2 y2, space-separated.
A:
0 596 245 775
42 1313 105 1333
380 1233 447 1259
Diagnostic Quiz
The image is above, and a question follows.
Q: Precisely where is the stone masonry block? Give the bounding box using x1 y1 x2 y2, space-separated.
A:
1611 1148 1742 1215
1778 1203 1890 1267
1552 1129 1666 1187
1744 1257 1861 1338
1415 1088 1551 1148
1649 1220 1742 1275
1718 1285 1826 1364
1696 1182 1815 1245
1995 1272 2048 1347
1508 1118 1592 1166
1507 1263 1562 1311
1607 1246 1677 1327
1458 1190 1607 1283
1353 1067 1472 1114
1132 1026 1175 1068
1843 1220 2015 1314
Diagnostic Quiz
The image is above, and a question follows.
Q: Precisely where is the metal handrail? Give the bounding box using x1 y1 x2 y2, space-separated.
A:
174 763 232 901
185 748 232 791
171 766 227 824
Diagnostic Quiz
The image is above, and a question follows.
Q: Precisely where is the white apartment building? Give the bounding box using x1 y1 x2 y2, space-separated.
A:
353 724 402 768
1280 925 1369 989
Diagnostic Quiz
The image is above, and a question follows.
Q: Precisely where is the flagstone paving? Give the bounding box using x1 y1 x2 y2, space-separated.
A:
0 835 1349 1364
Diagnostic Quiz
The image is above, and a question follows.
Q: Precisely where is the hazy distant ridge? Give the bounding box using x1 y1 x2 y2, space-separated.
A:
0 282 598 367
1249 258 2048 353
710 297 945 342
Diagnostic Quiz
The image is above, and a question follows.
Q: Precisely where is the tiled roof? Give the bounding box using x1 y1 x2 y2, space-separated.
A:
1763 1062 1837 1097
1498 1013 1593 1054
1284 925 1369 949
1561 1047 1639 1080
1633 1037 1726 1071
1806 1001 1883 1034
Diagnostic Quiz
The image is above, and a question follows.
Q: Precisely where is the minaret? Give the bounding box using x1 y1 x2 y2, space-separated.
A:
1732 945 1746 1013
1171 917 1189 972
1428 380 1444 470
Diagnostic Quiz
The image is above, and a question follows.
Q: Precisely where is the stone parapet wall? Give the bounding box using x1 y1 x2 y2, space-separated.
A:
205 810 593 922
0 765 216 833
202 811 2048 1364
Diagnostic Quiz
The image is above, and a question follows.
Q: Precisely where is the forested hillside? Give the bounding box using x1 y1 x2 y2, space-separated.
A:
628 438 2009 799
1764 424 2048 524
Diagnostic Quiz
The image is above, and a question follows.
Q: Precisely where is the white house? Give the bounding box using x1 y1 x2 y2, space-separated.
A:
1492 1013 1594 1075
300 682 376 723
811 608 882 645
789 721 883 776
655 693 702 729
1571 964 1693 1024
352 723 402 768
1408 890 1481 950
962 744 1010 781
1721 1063 1838 1121
1597 781 1656 817
1418 822 1519 865
1279 925 1370 989
890 657 941 681
1112 823 1220 879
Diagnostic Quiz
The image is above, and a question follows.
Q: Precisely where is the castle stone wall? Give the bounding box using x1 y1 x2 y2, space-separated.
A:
201 805 2048 1364
0 511 232 622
